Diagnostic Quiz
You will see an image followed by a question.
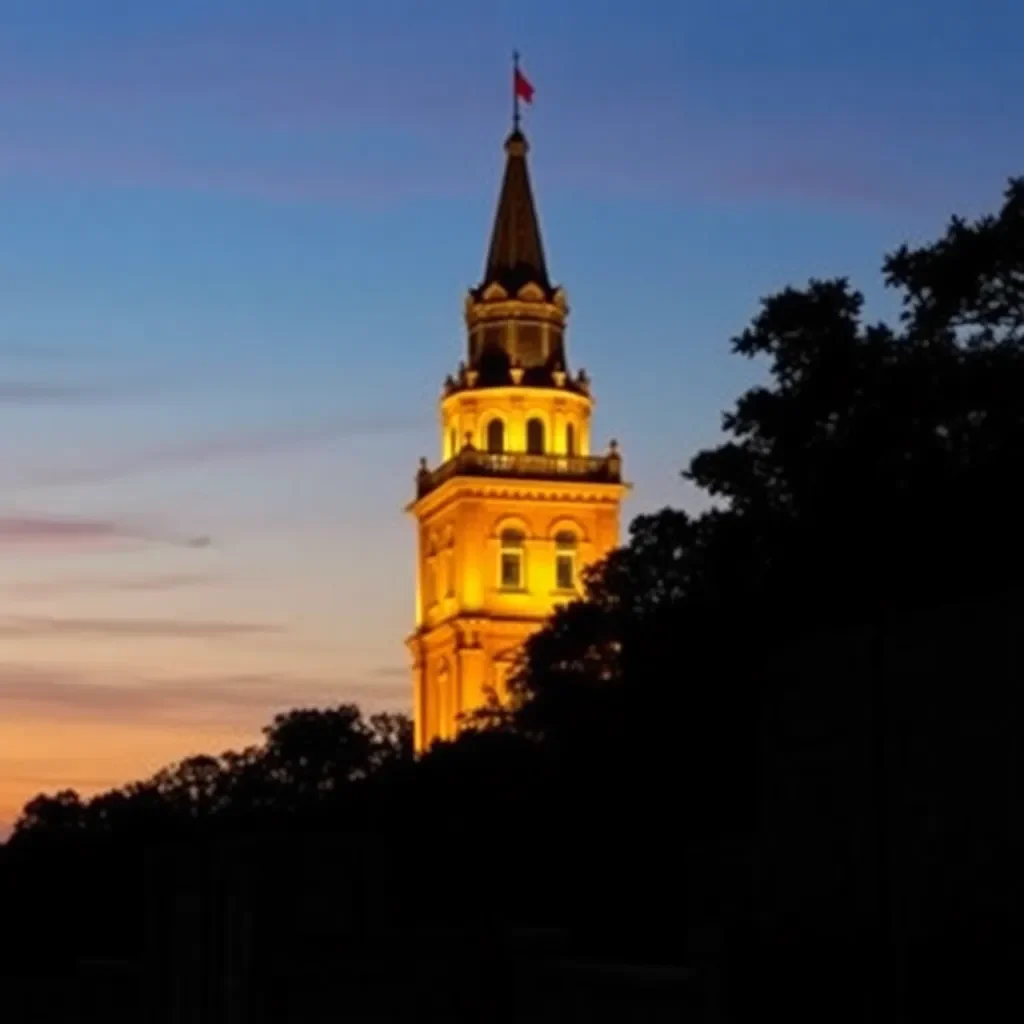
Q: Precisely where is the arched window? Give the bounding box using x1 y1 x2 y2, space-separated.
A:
499 528 526 590
565 423 576 456
424 537 438 607
526 417 545 455
436 659 451 740
486 418 505 454
555 530 578 591
449 427 458 458
437 550 449 600
443 528 455 597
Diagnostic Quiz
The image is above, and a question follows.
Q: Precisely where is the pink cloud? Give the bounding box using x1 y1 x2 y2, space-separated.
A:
0 380 101 403
709 161 927 210
0 514 208 551
0 515 127 544
8 572 217 599
0 374 168 405
0 616 280 639
0 663 407 724
0 138 472 207
0 762 129 790
0 20 498 138
22 413 424 488
371 665 408 681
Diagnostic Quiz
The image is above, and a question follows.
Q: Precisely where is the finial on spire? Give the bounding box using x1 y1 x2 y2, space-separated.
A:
513 51 521 133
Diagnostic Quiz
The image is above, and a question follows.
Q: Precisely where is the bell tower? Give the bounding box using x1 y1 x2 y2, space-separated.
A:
406 124 628 752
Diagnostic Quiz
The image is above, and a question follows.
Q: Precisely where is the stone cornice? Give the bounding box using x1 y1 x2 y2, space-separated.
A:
407 477 629 518
440 385 593 413
464 295 567 329
406 612 546 652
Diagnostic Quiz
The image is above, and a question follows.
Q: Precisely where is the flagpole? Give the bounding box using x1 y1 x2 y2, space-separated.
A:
512 50 520 132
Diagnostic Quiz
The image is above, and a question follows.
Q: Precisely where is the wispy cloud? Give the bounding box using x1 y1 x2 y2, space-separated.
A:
0 379 133 405
709 160 927 210
0 16 497 205
8 572 217 599
20 414 423 489
0 130 927 214
0 662 407 724
0 765 126 789
0 136 473 207
0 514 209 551
0 340 102 363
370 665 408 681
0 514 129 545
0 617 279 639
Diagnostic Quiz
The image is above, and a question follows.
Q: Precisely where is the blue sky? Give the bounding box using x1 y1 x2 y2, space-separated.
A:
1 0 1022 829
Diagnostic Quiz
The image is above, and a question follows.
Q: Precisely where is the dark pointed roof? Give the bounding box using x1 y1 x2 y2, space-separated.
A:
474 130 553 299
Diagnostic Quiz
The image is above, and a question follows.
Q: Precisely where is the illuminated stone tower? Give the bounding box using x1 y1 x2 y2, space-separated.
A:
406 125 628 751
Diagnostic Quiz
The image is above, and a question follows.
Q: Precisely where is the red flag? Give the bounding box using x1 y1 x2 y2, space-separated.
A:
514 68 535 104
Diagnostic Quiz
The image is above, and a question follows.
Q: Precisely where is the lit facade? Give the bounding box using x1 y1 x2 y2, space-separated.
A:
406 128 628 751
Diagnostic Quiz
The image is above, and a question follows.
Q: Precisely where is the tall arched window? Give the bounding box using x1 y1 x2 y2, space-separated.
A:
486 418 505 454
437 549 449 600
424 537 438 607
436 659 451 740
449 427 457 458
526 417 545 455
499 528 526 590
444 529 455 597
565 423 576 456
555 530 578 591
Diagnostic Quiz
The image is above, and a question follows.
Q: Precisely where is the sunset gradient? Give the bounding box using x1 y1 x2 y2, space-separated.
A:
2 0 1023 834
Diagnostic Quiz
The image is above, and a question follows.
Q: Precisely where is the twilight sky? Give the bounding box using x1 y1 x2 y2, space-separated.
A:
1 0 1022 833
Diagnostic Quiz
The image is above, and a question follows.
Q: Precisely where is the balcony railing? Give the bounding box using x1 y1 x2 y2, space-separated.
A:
416 447 622 498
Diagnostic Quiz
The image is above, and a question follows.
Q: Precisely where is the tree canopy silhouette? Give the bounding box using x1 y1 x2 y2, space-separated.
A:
6 705 413 846
491 180 1024 1002
510 177 1024 735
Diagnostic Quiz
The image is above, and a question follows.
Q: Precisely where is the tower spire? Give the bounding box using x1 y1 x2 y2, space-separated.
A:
479 123 550 297
466 71 569 385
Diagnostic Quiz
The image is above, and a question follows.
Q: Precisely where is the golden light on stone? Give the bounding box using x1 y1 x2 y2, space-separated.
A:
405 126 628 751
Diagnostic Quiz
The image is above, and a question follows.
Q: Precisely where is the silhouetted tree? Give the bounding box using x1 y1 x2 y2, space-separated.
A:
512 176 1024 730
500 177 1024 1009
13 788 87 838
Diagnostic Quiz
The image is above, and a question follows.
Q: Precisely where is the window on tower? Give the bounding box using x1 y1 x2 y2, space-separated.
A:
517 323 543 365
436 552 448 601
499 529 525 590
526 417 545 455
424 537 438 608
444 528 455 597
548 326 564 363
555 530 578 591
565 422 576 456
487 418 505 453
483 325 504 352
